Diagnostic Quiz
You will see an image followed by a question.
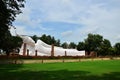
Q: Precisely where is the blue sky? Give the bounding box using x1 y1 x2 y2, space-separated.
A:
10 0 120 45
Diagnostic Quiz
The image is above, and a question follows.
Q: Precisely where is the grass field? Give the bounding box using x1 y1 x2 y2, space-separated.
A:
0 60 120 80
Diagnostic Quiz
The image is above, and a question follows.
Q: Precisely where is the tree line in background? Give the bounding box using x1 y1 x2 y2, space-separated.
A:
31 33 120 56
0 33 120 56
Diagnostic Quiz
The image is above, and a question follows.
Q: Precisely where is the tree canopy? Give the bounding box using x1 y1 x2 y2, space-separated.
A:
114 43 120 56
0 0 25 54
77 33 113 56
84 33 103 52
77 42 85 51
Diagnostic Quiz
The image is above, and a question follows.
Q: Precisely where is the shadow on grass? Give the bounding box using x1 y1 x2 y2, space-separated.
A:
0 64 120 80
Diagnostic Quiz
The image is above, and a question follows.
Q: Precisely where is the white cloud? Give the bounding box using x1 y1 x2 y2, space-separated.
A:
14 6 53 31
13 0 120 45
15 8 32 25
61 30 73 37
78 3 120 45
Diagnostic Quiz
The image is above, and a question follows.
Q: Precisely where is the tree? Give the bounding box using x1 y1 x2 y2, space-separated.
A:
114 43 120 56
98 39 112 56
55 39 60 47
0 0 25 54
40 34 54 45
84 33 113 56
1 30 13 54
31 35 38 43
11 36 22 48
69 42 76 49
40 34 47 43
77 42 85 51
84 33 103 55
61 42 68 49
51 36 56 44
39 34 61 46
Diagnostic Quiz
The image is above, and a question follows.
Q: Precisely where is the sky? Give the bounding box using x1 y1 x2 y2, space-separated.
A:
10 0 120 45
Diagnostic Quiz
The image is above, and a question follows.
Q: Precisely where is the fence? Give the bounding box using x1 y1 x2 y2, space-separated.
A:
0 55 120 64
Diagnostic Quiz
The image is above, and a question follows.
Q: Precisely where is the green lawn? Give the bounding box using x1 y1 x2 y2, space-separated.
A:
0 60 120 80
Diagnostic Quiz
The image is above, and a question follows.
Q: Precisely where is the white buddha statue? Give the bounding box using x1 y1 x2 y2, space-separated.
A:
19 35 85 56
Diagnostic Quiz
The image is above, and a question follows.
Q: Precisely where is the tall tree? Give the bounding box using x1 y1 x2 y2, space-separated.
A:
114 42 120 56
0 0 25 54
11 36 22 48
98 39 112 56
84 33 103 54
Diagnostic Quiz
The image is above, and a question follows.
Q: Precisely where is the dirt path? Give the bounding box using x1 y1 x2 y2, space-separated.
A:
0 57 120 64
22 57 120 64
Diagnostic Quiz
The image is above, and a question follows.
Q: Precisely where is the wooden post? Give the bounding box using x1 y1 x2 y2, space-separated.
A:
23 43 27 56
35 50 37 56
27 49 29 56
51 44 54 56
65 51 67 56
